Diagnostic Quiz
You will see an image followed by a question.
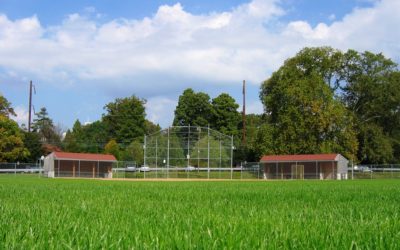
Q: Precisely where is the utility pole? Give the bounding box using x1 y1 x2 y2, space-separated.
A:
28 80 33 132
242 80 246 145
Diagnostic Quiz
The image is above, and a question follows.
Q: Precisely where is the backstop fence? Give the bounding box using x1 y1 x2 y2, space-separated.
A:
143 126 234 169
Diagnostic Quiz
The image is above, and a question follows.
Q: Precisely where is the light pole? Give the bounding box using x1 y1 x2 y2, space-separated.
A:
40 155 44 177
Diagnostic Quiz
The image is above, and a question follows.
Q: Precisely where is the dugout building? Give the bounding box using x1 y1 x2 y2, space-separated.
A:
260 154 349 180
43 152 116 178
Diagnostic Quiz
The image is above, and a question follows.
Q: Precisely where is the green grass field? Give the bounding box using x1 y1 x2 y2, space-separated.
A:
1 175 399 249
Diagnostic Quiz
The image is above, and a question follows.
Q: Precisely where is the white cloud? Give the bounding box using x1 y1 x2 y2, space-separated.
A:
11 105 29 126
247 100 264 114
1 0 400 127
145 96 177 127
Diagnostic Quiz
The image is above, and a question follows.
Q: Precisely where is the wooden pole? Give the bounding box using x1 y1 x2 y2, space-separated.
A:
242 80 246 145
73 162 75 177
28 81 33 132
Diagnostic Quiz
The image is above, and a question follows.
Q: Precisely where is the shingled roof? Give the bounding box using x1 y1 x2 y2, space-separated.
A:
52 152 117 162
260 154 341 162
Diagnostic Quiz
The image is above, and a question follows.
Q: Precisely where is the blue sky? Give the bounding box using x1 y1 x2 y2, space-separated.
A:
1 0 399 130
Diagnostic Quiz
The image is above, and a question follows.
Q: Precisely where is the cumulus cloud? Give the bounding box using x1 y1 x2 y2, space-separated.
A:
145 96 177 126
11 105 29 126
1 0 400 126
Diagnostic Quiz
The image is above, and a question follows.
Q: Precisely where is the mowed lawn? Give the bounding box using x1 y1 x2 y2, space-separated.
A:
1 175 399 249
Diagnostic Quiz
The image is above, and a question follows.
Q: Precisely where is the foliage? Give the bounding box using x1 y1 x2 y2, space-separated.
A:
0 116 29 162
0 95 16 118
104 139 120 159
210 93 240 136
63 120 109 153
357 123 393 164
22 132 43 162
341 51 400 162
190 135 230 168
236 114 265 162
260 62 358 159
258 46 400 163
1 177 400 249
173 88 212 127
31 107 61 146
145 120 161 135
120 139 144 165
281 46 345 91
102 95 146 143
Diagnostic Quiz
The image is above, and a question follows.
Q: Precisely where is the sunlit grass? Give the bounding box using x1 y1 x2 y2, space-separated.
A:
0 175 399 249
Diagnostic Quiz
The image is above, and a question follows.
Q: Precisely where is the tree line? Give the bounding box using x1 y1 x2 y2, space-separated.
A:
1 46 399 164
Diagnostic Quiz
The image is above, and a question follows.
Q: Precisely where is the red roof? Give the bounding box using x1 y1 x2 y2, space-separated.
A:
53 152 117 162
260 154 340 162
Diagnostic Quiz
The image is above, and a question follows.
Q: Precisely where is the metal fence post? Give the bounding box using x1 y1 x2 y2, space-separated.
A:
391 164 393 179
371 165 373 179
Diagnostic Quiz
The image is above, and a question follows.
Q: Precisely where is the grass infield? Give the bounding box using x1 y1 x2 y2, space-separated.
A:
1 175 399 249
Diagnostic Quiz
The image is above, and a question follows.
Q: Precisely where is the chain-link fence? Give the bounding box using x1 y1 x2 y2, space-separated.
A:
3 162 400 180
144 126 234 170
112 162 263 180
0 162 42 175
349 164 400 179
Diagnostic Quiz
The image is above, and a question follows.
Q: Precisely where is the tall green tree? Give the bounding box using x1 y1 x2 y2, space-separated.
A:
260 53 358 160
31 107 61 146
341 51 400 163
0 115 29 162
63 120 108 153
22 131 43 162
103 96 146 143
0 95 16 117
104 139 120 160
63 120 83 152
145 120 161 135
190 135 230 168
282 47 345 92
173 88 212 127
120 139 144 165
258 46 400 163
210 93 240 136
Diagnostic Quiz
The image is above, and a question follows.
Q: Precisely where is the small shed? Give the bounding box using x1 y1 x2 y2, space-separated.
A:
44 152 117 178
260 154 348 180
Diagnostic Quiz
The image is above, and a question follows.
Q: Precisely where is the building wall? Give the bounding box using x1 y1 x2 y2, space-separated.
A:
53 160 113 178
43 153 55 178
263 161 338 180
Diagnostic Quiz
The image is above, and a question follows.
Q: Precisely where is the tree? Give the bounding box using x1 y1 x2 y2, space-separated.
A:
145 120 161 135
210 93 240 136
236 114 265 162
63 120 84 152
63 130 80 152
104 139 120 160
190 135 230 168
253 123 275 160
260 55 358 159
0 95 16 117
22 131 43 162
173 88 212 127
0 115 29 162
120 139 144 165
31 107 61 146
64 120 109 153
80 121 108 153
103 96 146 143
357 123 393 164
342 51 400 162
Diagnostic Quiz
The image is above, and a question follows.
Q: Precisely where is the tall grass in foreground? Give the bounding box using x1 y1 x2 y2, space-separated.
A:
0 175 399 249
